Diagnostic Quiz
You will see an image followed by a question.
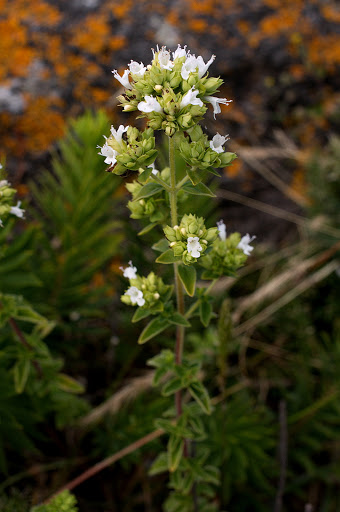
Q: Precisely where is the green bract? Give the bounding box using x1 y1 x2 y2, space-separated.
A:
164 214 218 266
179 125 237 173
121 272 173 313
107 127 157 175
200 232 248 279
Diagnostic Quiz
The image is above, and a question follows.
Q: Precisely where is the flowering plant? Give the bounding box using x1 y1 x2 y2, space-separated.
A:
99 45 255 511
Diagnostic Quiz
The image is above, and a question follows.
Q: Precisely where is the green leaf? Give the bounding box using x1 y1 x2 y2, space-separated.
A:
156 250 181 264
13 358 30 394
152 238 170 253
178 265 196 297
56 373 85 394
138 222 158 236
168 435 184 472
155 418 192 438
132 307 152 323
132 182 163 201
138 317 170 344
182 182 215 197
149 452 169 476
168 312 191 328
138 167 153 184
188 381 212 414
199 300 213 327
162 377 183 396
186 167 204 185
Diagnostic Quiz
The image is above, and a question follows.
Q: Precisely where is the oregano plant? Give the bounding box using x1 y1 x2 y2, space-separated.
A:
98 45 256 511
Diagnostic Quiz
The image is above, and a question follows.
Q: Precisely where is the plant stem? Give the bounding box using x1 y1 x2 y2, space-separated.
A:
168 135 185 419
185 279 217 319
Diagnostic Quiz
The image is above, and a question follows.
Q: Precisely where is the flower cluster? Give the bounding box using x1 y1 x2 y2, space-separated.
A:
98 126 157 175
0 164 25 227
112 45 232 137
179 125 236 173
121 265 173 313
126 173 168 223
164 214 218 265
200 220 255 278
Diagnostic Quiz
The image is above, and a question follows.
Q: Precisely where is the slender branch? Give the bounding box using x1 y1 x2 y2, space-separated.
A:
217 189 340 239
176 175 189 190
44 429 164 504
151 172 171 192
185 279 217 319
168 135 186 423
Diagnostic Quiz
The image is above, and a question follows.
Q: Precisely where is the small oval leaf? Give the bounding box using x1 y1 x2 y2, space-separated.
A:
138 317 170 344
132 182 163 201
178 265 196 297
182 182 215 197
156 250 181 264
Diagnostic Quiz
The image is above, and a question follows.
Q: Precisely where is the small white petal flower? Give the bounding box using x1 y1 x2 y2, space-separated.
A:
0 163 2 169
10 201 25 219
120 261 138 280
0 180 10 188
187 236 203 258
217 220 227 241
196 54 215 78
180 55 198 80
172 44 187 60
110 124 129 143
98 141 118 166
237 234 256 256
158 47 174 70
180 87 203 108
125 286 145 307
0 218 3 227
128 60 146 77
150 162 159 175
112 69 132 90
210 133 229 154
204 95 232 119
138 95 163 113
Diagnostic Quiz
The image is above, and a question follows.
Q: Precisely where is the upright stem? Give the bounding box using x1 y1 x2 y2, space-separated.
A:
168 135 185 418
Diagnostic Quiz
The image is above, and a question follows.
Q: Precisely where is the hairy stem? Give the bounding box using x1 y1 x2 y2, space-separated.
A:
168 135 185 420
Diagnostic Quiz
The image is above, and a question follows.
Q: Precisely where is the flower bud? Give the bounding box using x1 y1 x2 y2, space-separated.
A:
154 84 163 92
123 104 136 112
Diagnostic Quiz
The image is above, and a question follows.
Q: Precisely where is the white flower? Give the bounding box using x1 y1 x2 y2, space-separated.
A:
112 69 132 90
217 220 227 241
10 201 25 219
120 261 138 280
204 95 232 119
0 163 2 169
196 54 215 78
180 87 203 108
187 236 202 258
128 60 146 77
237 234 256 256
0 218 3 227
110 124 129 143
98 141 118 166
180 53 215 80
150 162 159 175
125 286 145 307
158 47 174 70
210 133 229 154
138 95 163 113
172 44 187 60
0 179 10 188
181 55 199 80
